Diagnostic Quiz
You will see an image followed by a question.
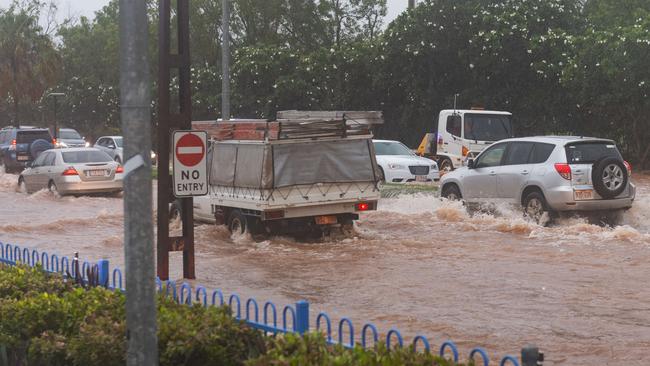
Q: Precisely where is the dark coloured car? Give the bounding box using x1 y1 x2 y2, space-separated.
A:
0 127 55 173
56 128 89 148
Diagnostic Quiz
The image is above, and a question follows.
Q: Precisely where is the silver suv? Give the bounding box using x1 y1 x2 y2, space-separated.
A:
440 136 635 223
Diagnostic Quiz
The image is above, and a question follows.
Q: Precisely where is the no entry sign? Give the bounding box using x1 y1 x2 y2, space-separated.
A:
172 130 208 197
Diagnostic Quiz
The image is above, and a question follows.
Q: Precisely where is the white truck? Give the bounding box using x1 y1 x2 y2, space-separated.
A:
416 109 513 172
189 111 383 235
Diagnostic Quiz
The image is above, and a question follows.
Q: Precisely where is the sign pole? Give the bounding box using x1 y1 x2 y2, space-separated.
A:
119 0 157 364
158 0 195 280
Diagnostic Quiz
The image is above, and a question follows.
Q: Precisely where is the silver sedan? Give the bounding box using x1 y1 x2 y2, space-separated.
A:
18 148 123 196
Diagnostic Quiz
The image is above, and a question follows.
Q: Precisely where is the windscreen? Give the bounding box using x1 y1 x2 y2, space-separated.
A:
60 130 82 139
62 150 112 163
114 137 123 147
16 130 52 143
373 141 414 156
464 114 512 142
565 142 621 164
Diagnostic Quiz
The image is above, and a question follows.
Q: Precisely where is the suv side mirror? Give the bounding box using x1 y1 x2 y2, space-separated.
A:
467 159 475 169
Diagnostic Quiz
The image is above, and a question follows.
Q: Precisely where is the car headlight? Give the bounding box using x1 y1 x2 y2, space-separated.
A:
431 164 438 170
85 141 90 147
151 151 157 159
387 163 404 170
56 141 68 148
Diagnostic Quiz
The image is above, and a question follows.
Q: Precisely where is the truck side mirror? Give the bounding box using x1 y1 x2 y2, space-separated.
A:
467 159 475 169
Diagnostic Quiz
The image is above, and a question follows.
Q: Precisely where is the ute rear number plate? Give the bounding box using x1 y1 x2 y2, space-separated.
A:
315 215 338 225
574 189 594 200
16 156 28 161
86 169 108 177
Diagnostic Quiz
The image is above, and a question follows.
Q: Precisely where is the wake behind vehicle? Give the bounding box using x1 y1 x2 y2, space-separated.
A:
18 148 123 196
417 109 513 172
0 126 54 173
374 139 439 183
191 111 383 235
440 136 635 224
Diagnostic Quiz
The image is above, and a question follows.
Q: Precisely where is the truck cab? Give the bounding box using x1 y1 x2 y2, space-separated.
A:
417 109 513 172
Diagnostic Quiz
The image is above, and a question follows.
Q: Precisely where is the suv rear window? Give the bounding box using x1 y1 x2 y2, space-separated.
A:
62 150 113 163
565 142 621 164
16 130 52 144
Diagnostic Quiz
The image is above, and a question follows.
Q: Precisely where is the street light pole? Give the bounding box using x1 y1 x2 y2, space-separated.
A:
221 0 230 121
408 0 415 9
47 92 65 139
119 0 157 365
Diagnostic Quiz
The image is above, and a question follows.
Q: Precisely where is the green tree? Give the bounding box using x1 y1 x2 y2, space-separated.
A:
0 0 60 125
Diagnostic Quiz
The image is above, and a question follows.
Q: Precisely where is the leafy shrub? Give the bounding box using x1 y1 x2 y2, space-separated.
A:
247 332 468 366
0 264 72 299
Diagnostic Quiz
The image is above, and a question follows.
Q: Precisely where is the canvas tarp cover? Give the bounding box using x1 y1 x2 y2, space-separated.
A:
210 139 376 188
273 139 375 187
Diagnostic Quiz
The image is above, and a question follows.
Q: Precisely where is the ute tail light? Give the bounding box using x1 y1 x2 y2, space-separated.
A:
355 202 375 211
623 161 632 175
9 139 16 150
52 138 57 145
554 163 571 180
116 165 124 174
62 167 78 176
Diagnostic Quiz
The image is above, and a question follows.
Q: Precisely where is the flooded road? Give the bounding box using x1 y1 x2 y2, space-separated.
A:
1 168 650 365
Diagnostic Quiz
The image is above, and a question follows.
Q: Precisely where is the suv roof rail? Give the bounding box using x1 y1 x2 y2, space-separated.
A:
1 126 14 130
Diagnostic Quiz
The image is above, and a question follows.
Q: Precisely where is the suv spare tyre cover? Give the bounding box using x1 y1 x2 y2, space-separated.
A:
591 156 628 199
30 139 54 159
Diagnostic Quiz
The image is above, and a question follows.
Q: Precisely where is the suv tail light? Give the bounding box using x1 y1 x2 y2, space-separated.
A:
52 138 57 145
624 161 632 175
554 163 571 180
62 167 78 176
116 165 124 174
9 139 16 150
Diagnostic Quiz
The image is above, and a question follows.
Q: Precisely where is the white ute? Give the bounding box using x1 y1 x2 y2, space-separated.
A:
190 111 383 235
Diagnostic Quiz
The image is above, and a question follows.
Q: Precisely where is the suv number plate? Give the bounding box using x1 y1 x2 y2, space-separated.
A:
16 156 28 161
574 189 594 200
415 175 427 182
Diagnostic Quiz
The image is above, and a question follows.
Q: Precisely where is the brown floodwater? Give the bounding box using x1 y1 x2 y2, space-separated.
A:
1 167 649 365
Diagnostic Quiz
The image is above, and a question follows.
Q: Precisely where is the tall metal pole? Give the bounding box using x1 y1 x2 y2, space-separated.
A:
53 97 58 139
408 0 415 9
221 0 230 120
119 1 157 365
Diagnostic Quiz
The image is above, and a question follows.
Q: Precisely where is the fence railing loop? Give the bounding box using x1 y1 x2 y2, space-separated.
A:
413 335 430 353
440 341 459 363
263 301 278 332
22 248 29 265
386 328 403 350
180 283 192 305
469 348 490 366
212 289 224 306
500 355 520 366
61 256 70 276
316 312 333 342
361 323 378 348
246 298 259 322
338 317 354 347
31 250 39 266
112 268 123 290
282 305 296 332
41 252 50 271
195 286 208 307
229 294 241 319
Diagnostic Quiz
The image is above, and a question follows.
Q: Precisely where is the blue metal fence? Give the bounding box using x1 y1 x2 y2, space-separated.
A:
0 241 522 366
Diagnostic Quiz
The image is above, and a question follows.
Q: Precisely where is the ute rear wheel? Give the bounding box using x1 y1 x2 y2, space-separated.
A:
227 210 247 235
48 180 60 197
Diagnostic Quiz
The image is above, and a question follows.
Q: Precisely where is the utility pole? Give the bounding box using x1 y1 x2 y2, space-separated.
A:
408 0 415 9
47 92 64 139
119 0 157 365
222 0 230 120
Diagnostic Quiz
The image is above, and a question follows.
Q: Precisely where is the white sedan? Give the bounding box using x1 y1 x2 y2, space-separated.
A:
373 139 439 183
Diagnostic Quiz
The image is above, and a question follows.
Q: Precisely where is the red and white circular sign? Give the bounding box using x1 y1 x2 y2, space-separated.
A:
175 133 205 167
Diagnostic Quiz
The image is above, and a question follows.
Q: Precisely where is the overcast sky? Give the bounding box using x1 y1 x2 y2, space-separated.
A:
0 0 409 24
